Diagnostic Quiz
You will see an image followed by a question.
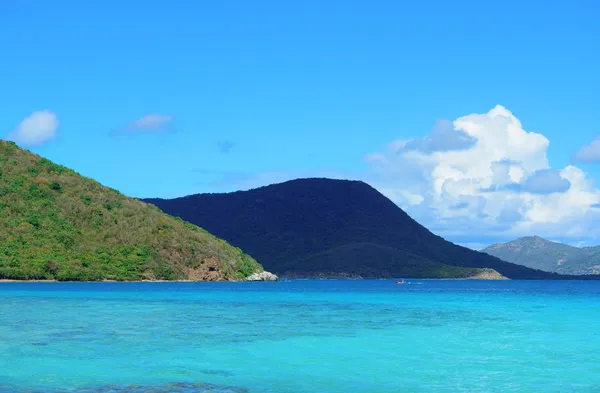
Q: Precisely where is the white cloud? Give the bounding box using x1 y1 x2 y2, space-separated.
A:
403 119 477 153
574 137 600 162
112 113 173 134
130 114 172 131
366 105 600 243
6 110 58 146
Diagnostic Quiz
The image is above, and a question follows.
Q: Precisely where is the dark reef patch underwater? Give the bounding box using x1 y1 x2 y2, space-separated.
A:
0 382 249 393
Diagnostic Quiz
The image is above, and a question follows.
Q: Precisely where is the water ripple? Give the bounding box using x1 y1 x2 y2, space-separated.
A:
0 382 249 393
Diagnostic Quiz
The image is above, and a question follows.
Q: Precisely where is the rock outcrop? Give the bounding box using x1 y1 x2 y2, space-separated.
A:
246 271 279 281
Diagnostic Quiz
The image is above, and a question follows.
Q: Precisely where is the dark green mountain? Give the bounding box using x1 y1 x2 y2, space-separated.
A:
144 178 572 279
483 236 600 275
0 140 263 281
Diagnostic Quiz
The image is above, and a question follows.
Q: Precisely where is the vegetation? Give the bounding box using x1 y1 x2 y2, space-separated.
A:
274 243 485 279
483 236 600 275
144 178 579 280
0 140 263 281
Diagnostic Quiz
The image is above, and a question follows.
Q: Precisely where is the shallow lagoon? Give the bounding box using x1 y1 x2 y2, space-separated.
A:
1 280 599 393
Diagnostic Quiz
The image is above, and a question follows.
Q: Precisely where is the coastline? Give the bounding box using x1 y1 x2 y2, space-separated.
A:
0 278 248 283
0 276 511 283
0 279 60 283
0 271 279 283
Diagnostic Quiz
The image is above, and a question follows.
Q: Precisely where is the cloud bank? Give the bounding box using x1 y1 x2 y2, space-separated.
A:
366 105 600 243
6 110 59 146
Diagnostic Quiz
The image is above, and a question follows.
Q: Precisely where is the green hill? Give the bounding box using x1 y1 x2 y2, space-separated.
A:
483 236 600 275
144 178 573 280
0 140 263 281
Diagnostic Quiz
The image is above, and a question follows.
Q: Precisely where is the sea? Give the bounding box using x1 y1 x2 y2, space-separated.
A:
1 280 599 393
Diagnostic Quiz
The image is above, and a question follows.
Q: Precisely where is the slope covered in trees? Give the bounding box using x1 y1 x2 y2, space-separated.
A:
483 236 600 275
0 140 262 281
144 178 573 279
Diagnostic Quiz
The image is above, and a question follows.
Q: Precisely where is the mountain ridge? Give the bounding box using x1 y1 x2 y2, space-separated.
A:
144 178 588 280
483 236 600 275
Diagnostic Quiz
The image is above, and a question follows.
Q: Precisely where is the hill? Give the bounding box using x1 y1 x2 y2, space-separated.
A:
0 140 263 281
143 178 571 280
482 236 600 275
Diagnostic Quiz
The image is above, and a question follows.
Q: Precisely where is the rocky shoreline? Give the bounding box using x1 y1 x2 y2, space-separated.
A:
245 271 279 281
0 269 507 282
0 271 280 283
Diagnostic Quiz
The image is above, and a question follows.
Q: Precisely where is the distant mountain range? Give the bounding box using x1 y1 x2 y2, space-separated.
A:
482 236 600 275
144 178 577 280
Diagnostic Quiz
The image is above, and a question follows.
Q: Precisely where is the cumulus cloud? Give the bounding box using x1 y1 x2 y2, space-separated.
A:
6 110 58 146
515 169 571 194
111 113 174 134
404 119 477 153
573 137 600 162
365 105 600 243
482 169 571 194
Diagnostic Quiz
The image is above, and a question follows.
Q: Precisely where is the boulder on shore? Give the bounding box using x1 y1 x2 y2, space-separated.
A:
246 271 279 281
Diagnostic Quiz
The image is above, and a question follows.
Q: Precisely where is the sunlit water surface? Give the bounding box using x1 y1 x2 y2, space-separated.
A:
1 280 599 393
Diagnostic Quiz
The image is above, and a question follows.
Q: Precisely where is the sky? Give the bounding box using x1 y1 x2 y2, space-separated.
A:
2 0 600 249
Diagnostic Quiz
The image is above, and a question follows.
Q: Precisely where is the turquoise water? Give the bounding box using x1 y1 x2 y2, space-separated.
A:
1 280 599 393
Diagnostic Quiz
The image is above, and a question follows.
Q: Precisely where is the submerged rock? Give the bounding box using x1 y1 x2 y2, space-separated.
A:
246 271 279 281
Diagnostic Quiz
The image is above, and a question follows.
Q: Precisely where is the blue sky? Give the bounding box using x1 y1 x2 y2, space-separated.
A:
2 0 600 247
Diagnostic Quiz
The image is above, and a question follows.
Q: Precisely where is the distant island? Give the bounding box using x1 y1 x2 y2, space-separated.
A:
144 178 582 280
0 140 269 281
483 236 600 275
